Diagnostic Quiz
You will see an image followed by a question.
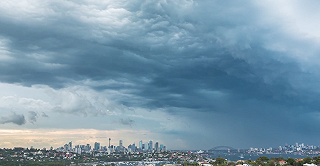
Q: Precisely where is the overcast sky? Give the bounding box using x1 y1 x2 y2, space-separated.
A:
0 0 320 150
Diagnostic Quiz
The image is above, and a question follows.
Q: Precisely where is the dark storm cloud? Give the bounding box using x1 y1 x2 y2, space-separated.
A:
118 118 135 126
41 112 49 118
0 112 26 126
28 111 38 124
0 0 320 147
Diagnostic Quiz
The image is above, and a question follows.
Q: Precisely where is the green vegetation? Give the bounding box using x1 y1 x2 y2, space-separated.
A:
0 148 320 166
182 162 200 166
206 156 319 166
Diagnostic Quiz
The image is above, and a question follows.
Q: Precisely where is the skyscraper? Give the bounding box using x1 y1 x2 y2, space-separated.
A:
160 144 164 151
139 140 142 149
94 142 100 150
69 141 72 151
110 145 114 153
86 144 91 151
119 140 123 152
155 142 159 152
149 140 153 151
64 144 69 152
119 140 123 147
132 143 136 151
144 142 148 151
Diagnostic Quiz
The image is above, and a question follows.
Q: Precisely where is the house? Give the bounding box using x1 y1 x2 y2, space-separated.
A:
279 161 287 165
198 162 213 166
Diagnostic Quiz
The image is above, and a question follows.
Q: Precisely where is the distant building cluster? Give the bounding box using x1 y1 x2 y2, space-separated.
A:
54 139 167 154
248 142 319 155
278 142 317 151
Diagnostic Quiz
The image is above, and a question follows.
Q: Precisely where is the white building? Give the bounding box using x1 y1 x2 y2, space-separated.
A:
303 164 317 166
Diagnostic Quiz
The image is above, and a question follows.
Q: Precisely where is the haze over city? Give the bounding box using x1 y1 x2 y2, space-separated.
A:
0 0 320 150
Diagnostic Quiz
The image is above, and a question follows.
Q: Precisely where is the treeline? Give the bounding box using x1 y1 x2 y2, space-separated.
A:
0 160 69 166
208 156 320 166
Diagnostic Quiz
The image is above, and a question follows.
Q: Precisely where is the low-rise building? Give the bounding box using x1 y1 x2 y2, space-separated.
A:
279 161 287 165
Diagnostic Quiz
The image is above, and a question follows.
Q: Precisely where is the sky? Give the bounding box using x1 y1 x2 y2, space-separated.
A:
0 0 320 150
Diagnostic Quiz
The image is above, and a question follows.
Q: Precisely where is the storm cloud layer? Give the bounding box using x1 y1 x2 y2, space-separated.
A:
0 112 26 125
0 0 320 149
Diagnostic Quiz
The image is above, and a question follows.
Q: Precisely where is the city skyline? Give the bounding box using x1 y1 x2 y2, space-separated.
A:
1 137 167 150
22 138 168 154
4 139 319 153
0 0 320 150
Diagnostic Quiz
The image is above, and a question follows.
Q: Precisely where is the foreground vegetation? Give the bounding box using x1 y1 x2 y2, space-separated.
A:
208 156 320 166
0 147 320 166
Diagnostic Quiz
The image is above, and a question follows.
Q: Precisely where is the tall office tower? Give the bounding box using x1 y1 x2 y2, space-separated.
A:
144 143 149 151
69 141 72 151
94 142 100 150
119 140 123 152
86 144 91 151
119 140 123 147
76 147 81 154
160 144 164 151
139 140 142 149
109 138 111 148
132 143 136 151
109 145 114 153
101 146 107 151
155 142 159 152
64 144 69 152
149 140 153 151
163 146 166 152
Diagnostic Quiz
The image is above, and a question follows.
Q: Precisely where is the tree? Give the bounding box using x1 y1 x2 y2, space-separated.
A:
183 162 189 166
269 161 275 166
236 161 244 165
315 157 320 164
271 157 284 162
286 158 296 165
215 157 226 165
249 161 258 166
303 157 312 164
47 162 65 166
228 161 235 166
257 156 270 162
